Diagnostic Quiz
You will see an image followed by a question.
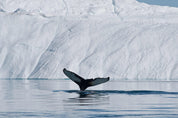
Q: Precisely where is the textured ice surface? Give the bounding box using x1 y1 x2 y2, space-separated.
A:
0 0 178 80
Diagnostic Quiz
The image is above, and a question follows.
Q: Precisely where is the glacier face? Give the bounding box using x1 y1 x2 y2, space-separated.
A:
0 0 178 80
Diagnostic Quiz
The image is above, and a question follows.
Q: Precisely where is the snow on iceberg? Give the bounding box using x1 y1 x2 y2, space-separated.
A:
0 0 178 80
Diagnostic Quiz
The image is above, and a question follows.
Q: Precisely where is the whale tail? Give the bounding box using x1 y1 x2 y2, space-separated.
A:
63 68 110 91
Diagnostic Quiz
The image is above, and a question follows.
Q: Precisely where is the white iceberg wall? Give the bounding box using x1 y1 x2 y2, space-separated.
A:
0 0 178 80
30 18 178 80
0 0 113 17
0 0 67 16
0 13 58 78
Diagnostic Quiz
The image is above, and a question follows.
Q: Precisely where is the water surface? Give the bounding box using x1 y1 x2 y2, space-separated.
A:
0 79 178 118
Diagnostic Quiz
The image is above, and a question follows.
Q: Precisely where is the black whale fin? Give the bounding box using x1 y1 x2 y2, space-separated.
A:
63 68 110 91
88 77 110 86
63 68 84 84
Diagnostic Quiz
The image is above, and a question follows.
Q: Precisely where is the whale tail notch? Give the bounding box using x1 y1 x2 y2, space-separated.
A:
63 68 110 91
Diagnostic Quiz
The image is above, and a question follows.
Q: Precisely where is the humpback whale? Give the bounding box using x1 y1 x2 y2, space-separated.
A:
63 68 110 91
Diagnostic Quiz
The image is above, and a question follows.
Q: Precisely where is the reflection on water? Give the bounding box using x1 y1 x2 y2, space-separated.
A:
55 90 178 95
1 79 178 117
63 91 109 106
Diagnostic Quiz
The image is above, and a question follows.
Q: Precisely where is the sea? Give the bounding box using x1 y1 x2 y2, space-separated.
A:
0 79 178 118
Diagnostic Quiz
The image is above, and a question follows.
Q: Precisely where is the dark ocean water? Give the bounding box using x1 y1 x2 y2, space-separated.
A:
0 79 178 118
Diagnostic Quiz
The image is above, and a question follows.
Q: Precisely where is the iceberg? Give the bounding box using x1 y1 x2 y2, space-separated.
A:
0 0 177 80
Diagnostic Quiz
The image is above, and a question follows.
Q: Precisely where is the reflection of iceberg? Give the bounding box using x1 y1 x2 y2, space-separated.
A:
1 79 178 117
0 0 178 80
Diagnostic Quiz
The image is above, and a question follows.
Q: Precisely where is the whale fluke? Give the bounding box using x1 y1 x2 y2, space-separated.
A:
63 68 110 91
